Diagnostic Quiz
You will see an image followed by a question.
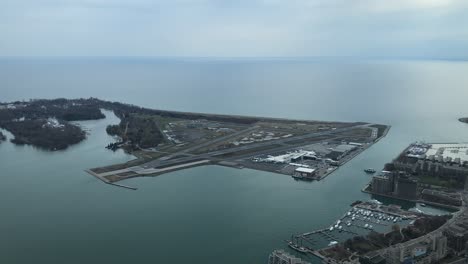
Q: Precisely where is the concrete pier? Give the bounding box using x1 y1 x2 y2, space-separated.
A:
85 169 138 190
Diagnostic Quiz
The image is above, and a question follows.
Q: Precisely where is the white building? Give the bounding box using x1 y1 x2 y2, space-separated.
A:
264 150 317 164
294 167 316 178
407 143 468 165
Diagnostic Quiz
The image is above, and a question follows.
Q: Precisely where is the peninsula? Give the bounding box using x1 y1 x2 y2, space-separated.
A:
0 98 390 188
302 139 468 264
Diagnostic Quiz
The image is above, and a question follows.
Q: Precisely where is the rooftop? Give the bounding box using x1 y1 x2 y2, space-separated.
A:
333 144 357 153
295 167 315 173
406 143 468 164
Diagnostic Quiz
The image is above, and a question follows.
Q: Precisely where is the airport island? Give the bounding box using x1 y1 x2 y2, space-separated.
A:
0 98 389 190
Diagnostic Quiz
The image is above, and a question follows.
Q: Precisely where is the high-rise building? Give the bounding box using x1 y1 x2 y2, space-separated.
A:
383 231 447 264
444 213 468 255
268 249 310 264
371 175 394 194
394 174 418 200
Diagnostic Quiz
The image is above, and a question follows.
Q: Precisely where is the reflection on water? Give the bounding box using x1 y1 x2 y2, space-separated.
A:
0 59 467 264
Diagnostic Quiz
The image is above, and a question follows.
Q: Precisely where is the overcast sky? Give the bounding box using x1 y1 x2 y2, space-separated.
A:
1 0 467 58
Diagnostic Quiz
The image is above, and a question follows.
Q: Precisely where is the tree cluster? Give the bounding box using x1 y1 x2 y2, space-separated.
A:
107 114 164 150
4 119 85 150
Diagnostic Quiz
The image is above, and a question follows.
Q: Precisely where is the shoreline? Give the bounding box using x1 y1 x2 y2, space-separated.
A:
87 124 390 187
361 184 460 211
85 169 138 190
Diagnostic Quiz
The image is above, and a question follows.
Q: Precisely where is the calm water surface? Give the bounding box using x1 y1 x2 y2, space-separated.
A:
1 59 468 263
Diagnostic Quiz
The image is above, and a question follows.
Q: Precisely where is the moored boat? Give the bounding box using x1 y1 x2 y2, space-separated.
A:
288 242 308 253
328 241 338 247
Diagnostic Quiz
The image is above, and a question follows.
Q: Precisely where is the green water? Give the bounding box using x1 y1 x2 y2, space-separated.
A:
1 59 468 263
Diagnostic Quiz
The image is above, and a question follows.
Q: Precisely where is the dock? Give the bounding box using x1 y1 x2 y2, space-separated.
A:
286 201 415 258
85 159 212 190
85 169 138 190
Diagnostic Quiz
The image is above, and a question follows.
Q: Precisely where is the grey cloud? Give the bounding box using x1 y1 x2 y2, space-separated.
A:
0 0 467 58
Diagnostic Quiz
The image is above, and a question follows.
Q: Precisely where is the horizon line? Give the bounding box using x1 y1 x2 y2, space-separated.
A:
0 55 467 62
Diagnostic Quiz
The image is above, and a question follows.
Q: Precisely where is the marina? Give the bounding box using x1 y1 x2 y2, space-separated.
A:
286 201 417 256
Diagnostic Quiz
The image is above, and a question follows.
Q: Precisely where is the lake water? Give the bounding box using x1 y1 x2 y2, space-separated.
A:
1 59 468 263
